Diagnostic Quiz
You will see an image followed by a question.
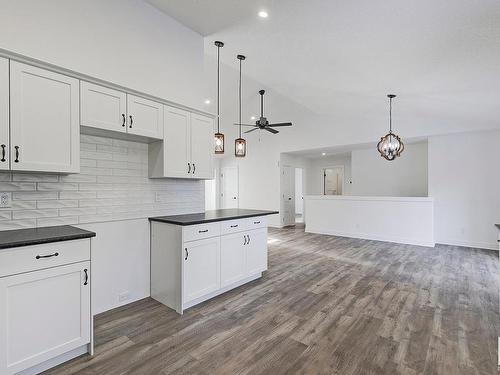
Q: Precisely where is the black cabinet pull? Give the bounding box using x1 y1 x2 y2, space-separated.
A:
244 235 247 245
129 115 133 128
83 269 88 285
0 144 5 162
14 146 19 163
198 229 208 233
122 113 126 127
188 163 191 174
247 235 250 245
36 252 59 259
254 221 260 224
230 224 238 228
192 163 196 174
185 248 189 260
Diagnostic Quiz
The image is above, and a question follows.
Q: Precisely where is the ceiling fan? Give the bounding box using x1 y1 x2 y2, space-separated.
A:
234 90 292 134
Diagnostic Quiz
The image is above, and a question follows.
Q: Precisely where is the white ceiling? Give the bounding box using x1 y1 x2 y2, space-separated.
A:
148 0 500 133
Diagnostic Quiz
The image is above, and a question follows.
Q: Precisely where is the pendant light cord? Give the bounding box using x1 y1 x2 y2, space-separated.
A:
239 58 242 138
217 44 220 133
389 96 392 133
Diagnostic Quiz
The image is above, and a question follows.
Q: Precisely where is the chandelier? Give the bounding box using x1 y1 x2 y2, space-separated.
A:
377 94 404 161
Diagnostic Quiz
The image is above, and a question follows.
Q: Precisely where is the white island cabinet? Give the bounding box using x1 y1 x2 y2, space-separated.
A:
0 226 95 375
150 209 277 314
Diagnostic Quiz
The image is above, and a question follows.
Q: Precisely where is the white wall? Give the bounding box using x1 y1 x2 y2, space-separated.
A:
350 142 428 197
0 0 207 110
429 129 500 250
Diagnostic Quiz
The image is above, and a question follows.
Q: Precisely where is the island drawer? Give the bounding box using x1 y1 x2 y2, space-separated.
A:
247 216 267 230
0 239 91 278
220 219 248 235
183 222 221 242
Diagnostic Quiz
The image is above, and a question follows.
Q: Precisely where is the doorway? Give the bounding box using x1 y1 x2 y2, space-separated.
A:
281 165 295 226
322 166 344 195
295 168 304 223
221 166 239 209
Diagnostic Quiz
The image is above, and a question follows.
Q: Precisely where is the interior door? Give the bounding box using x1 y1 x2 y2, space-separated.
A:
220 232 246 287
245 228 268 275
323 167 344 195
222 166 239 208
190 113 214 179
163 105 190 178
127 94 163 139
183 237 220 303
0 58 8 170
10 62 80 173
281 165 295 226
80 81 127 133
0 262 90 375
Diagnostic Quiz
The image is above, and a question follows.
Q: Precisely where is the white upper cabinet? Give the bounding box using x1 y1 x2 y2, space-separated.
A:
127 94 163 139
0 58 8 171
80 81 127 133
10 62 79 173
149 105 214 180
190 113 214 179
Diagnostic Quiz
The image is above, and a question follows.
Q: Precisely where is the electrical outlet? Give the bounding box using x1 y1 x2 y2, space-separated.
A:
155 192 161 203
0 192 11 208
118 291 130 302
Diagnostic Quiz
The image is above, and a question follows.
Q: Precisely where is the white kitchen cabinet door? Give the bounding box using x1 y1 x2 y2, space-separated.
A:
80 81 127 133
0 58 8 171
127 94 163 139
190 113 214 179
245 228 268 275
183 237 220 303
220 232 247 288
10 62 80 173
0 262 90 375
163 105 191 178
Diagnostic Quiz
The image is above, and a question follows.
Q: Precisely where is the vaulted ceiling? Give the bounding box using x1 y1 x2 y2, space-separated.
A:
147 0 500 134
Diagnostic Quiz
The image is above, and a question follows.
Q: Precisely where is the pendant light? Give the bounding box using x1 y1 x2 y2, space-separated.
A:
235 54 247 157
377 94 404 161
214 41 225 154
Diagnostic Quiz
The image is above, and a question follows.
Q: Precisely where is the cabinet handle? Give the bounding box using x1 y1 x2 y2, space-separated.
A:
122 113 126 127
198 229 208 233
244 235 247 245
185 248 189 260
36 252 59 259
14 146 19 163
188 163 191 174
192 163 196 174
83 269 88 285
230 224 238 228
0 144 5 162
129 115 133 128
247 235 250 244
254 221 260 224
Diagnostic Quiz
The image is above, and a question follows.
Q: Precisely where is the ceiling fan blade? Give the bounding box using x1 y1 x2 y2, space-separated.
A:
268 122 292 127
264 127 279 134
233 123 258 127
244 127 259 134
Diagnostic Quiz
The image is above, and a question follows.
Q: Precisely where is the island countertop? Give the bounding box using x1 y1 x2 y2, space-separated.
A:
149 209 279 226
0 225 96 250
495 224 500 230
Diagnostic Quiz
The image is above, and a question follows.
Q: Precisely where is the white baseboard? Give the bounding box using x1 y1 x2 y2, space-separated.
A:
435 239 498 251
18 345 89 375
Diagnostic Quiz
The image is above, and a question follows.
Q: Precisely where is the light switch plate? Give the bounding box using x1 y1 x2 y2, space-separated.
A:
0 192 11 208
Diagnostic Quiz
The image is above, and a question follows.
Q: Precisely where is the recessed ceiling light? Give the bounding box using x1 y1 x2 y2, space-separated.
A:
321 152 326 156
258 10 268 18
250 116 256 120
204 99 211 104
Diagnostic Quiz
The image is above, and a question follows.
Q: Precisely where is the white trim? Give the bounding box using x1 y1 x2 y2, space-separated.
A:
305 195 433 203
436 239 498 251
17 345 88 375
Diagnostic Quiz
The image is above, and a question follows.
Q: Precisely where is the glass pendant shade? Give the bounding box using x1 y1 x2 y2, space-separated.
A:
214 132 224 154
377 94 404 161
235 138 246 157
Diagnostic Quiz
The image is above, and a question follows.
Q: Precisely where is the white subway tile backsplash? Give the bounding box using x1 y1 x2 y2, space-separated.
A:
0 135 204 229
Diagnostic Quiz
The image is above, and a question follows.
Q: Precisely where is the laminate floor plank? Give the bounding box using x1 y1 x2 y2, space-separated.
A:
43 227 499 375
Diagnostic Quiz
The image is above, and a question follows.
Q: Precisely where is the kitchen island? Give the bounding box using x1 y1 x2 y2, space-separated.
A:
149 209 278 314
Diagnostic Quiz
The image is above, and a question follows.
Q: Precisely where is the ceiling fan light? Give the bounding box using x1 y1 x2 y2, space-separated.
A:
235 138 246 157
215 132 225 154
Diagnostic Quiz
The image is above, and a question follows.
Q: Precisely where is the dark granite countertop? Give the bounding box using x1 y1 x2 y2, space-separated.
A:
0 225 96 250
496 224 500 230
149 209 279 226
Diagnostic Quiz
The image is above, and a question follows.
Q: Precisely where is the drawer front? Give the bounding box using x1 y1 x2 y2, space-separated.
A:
220 219 248 235
247 216 267 230
0 239 91 278
183 222 221 242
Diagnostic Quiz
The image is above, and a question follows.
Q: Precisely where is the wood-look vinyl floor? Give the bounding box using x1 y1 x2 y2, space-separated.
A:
44 227 499 375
